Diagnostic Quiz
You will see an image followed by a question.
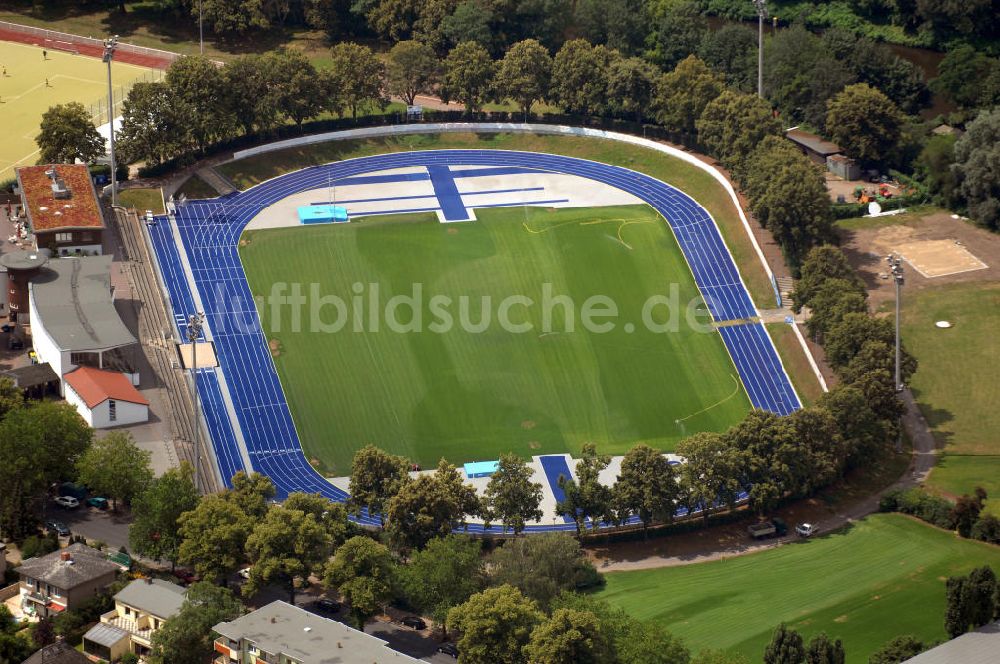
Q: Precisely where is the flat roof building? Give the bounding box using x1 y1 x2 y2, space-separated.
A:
213 601 423 664
15 164 105 256
902 622 1000 664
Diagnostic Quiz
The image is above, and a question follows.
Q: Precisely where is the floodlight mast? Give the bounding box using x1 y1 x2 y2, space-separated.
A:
887 254 905 452
753 0 767 98
102 36 118 207
187 312 205 490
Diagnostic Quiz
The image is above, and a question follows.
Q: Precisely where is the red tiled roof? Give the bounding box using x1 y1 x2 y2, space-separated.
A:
64 366 149 408
16 164 105 232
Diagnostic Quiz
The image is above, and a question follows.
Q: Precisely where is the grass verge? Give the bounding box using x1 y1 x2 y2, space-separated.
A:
596 514 1000 663
765 322 824 407
175 174 221 200
220 131 775 307
117 187 164 215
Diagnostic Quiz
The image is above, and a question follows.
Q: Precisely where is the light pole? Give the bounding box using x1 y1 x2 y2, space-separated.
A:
887 254 905 452
753 0 767 98
102 35 118 207
187 312 205 490
199 0 204 55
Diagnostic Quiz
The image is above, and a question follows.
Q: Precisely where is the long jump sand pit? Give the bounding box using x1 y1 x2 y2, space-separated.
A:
870 225 988 278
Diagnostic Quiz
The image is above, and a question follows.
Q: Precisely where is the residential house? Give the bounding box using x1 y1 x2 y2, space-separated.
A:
21 641 93 664
213 601 423 664
82 577 187 662
17 544 119 619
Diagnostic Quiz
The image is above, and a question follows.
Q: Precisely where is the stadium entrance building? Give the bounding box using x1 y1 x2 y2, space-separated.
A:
16 164 105 256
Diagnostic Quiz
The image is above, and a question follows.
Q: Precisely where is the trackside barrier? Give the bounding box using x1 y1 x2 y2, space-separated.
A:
232 123 827 395
0 20 182 64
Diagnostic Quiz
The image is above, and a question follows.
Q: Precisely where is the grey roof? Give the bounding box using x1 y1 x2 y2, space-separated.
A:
2 363 60 389
785 128 842 156
82 622 130 648
903 622 1000 664
213 601 423 664
0 250 48 271
18 543 119 590
114 578 187 619
21 641 92 664
29 256 137 352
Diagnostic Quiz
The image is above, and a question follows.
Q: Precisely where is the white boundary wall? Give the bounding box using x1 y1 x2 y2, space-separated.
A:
231 123 827 393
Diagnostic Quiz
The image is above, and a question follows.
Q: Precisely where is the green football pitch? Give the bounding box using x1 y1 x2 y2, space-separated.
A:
597 514 1000 663
0 40 158 181
240 204 751 474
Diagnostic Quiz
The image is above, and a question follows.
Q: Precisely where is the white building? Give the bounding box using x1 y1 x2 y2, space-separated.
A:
63 365 148 428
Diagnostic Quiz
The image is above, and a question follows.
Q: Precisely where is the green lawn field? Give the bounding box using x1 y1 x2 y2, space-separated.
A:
597 514 1000 663
240 204 751 473
902 282 1000 507
0 40 157 181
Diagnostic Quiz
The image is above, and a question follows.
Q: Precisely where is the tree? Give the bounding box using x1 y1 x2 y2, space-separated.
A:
483 453 543 535
487 533 601 608
826 317 918 384
556 443 612 533
945 574 972 638
0 401 91 538
550 39 617 117
324 535 396 628
696 90 781 181
399 535 484 635
728 410 788 515
36 102 105 164
447 585 543 664
868 635 925 664
648 0 706 71
951 488 987 538
31 617 55 648
386 40 440 106
363 0 420 41
953 109 1000 231
348 444 410 525
698 24 757 92
931 45 998 108
148 582 243 664
574 0 647 56
763 623 806 664
386 458 480 552
177 495 252 584
116 81 188 165
916 133 959 209
228 471 276 521
826 84 905 168
282 492 353 544
165 55 233 151
441 1 497 53
822 30 928 114
129 462 201 568
268 50 325 130
494 38 552 117
524 608 611 664
802 279 869 342
190 0 269 35
654 55 725 138
442 41 496 114
77 431 152 510
0 377 21 421
817 385 887 468
966 566 998 628
0 632 31 663
327 42 387 118
805 633 844 664
244 504 333 604
791 245 866 314
618 620 692 664
676 432 743 521
613 444 679 536
606 56 660 124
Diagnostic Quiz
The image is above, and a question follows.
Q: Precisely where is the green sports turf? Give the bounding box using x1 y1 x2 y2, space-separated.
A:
0 40 157 180
596 514 1000 663
240 204 751 473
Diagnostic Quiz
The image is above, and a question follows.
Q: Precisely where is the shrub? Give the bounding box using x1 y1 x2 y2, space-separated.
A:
20 535 59 560
971 515 1000 545
880 488 957 530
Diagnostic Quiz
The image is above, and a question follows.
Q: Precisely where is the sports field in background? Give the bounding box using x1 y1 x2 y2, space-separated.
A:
597 514 1000 663
903 282 1000 508
0 40 157 181
240 204 751 472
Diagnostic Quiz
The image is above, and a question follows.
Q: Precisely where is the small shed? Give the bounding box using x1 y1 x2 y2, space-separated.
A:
785 129 843 166
827 154 862 180
2 362 60 399
464 460 500 478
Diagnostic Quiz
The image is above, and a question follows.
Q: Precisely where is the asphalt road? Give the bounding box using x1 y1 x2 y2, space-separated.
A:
40 501 131 551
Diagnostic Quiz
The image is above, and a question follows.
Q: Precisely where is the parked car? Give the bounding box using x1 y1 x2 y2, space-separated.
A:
796 523 819 538
172 568 198 585
400 616 427 630
436 643 459 658
747 518 787 540
86 496 109 509
313 598 341 614
45 520 70 537
54 496 79 509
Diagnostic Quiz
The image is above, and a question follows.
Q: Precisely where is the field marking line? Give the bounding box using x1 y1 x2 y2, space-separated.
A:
674 374 741 423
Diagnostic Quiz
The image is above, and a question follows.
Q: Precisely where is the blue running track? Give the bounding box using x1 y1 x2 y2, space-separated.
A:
147 149 801 533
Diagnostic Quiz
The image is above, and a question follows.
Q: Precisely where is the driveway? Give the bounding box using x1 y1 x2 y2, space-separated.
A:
43 502 132 551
